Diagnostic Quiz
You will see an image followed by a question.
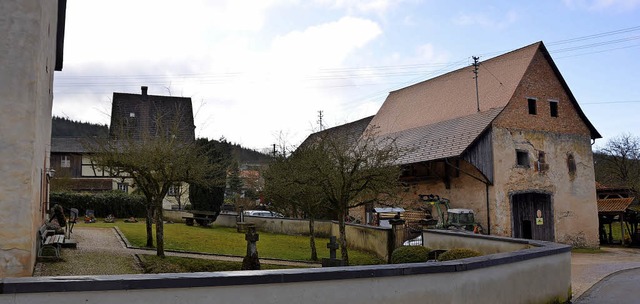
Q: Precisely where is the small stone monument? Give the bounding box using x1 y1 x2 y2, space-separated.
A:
242 226 261 270
321 236 346 267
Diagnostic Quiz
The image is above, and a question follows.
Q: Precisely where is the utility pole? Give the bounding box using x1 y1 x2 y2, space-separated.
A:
272 143 277 158
317 110 324 131
472 56 480 112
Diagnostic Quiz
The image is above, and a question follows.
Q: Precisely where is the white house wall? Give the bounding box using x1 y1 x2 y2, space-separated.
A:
0 0 60 277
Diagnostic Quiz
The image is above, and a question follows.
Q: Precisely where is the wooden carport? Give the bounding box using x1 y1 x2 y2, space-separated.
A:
597 197 634 245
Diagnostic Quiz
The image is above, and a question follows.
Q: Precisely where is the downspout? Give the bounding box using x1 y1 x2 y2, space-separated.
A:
445 158 491 235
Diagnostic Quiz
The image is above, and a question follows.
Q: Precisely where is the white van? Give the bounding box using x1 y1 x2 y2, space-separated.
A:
242 210 284 218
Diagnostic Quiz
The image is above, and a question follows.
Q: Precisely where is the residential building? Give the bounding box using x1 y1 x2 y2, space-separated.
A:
0 0 66 277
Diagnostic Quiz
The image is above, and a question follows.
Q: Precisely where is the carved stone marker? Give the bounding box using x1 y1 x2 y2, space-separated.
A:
322 236 345 267
242 226 260 270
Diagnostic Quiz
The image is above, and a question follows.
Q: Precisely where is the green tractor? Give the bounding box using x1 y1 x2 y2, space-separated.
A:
418 194 482 233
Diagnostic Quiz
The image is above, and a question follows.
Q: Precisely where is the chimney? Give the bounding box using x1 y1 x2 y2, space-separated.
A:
141 86 148 96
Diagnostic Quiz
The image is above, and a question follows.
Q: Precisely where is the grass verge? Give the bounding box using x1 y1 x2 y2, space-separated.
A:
138 255 304 273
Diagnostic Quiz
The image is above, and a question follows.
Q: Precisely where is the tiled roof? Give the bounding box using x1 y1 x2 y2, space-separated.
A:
597 197 635 213
299 116 374 148
51 137 88 153
388 107 503 165
368 42 540 137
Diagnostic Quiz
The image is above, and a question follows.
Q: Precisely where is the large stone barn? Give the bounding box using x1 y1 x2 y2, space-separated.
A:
303 41 601 248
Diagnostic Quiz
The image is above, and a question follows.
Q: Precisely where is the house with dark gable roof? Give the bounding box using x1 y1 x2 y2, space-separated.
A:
50 87 196 209
110 86 195 143
302 41 601 248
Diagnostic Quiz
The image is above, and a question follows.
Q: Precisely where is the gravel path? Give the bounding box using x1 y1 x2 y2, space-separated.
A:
34 226 319 276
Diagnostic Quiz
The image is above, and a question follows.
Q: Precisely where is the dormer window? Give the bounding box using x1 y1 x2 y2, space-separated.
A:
549 100 558 117
527 98 537 115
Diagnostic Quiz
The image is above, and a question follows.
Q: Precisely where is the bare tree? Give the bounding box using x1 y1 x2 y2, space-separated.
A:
87 106 213 257
265 126 402 264
596 133 640 193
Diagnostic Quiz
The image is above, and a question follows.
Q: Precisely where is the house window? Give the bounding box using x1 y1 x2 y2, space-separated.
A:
549 100 558 117
516 150 529 167
61 155 71 168
129 112 136 118
168 184 181 196
117 182 129 192
527 98 537 115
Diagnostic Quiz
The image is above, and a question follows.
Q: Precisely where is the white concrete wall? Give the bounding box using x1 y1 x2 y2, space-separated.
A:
0 0 60 277
0 248 571 304
423 230 531 254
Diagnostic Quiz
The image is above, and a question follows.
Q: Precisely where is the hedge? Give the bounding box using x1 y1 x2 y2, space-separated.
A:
437 248 482 261
391 246 431 264
50 191 146 218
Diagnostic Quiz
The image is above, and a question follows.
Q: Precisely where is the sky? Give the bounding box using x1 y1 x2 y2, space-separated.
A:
53 0 640 152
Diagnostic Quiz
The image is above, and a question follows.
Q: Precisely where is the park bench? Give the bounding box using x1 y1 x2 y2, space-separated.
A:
38 224 65 259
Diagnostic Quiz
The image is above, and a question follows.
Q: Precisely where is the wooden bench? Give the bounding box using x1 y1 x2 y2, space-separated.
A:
182 210 218 227
38 225 65 259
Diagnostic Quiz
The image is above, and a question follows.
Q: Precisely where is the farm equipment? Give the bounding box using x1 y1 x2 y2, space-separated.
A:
418 194 482 233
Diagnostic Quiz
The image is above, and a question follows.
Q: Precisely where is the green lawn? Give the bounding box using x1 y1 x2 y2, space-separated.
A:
139 255 303 273
80 220 384 265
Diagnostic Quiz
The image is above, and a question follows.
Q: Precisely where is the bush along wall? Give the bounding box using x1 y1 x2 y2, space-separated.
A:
50 191 146 218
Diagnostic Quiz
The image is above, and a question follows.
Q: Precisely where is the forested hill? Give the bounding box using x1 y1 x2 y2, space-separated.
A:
52 116 271 164
229 143 272 164
52 116 109 137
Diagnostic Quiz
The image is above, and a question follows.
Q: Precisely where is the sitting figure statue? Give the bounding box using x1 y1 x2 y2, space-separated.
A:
47 204 67 234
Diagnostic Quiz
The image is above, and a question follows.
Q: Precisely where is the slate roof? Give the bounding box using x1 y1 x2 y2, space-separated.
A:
109 87 195 142
597 197 635 213
387 107 503 165
299 116 374 148
51 137 87 153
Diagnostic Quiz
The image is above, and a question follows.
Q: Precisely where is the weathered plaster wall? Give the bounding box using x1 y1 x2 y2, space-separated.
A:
491 128 599 247
400 160 494 232
489 48 599 247
0 0 59 277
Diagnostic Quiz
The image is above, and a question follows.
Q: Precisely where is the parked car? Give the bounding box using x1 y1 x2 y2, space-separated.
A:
243 210 284 218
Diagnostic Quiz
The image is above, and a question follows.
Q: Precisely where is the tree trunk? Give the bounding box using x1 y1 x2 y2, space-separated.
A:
155 202 165 257
145 204 154 248
339 208 349 265
309 218 317 261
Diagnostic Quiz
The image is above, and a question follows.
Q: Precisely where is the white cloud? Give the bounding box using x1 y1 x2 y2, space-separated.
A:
315 0 401 15
563 0 640 11
453 10 519 30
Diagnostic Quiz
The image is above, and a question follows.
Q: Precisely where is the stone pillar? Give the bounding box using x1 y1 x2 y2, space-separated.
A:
389 213 406 250
241 226 260 270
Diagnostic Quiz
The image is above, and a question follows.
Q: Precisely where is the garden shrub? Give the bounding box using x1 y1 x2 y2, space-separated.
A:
391 246 430 264
436 248 482 261
50 191 146 218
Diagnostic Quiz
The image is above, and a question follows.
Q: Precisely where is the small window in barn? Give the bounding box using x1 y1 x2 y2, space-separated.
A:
567 154 576 175
516 150 529 167
549 100 558 117
528 98 537 115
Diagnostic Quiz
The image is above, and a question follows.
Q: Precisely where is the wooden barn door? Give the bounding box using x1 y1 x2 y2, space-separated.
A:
512 193 554 241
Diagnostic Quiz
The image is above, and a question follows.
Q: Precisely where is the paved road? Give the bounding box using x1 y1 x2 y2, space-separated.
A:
571 247 640 299
573 267 640 303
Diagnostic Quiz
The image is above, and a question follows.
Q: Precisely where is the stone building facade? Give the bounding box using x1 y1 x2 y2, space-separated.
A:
304 42 601 247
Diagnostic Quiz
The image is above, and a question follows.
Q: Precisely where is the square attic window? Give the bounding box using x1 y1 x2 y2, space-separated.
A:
516 150 529 167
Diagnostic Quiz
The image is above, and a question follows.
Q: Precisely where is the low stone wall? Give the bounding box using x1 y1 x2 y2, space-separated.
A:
0 240 571 304
423 230 532 254
213 214 390 260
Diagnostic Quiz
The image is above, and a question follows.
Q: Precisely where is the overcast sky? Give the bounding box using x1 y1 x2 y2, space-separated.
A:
53 0 640 152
